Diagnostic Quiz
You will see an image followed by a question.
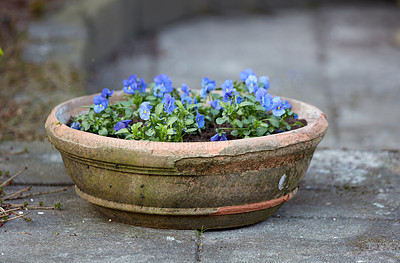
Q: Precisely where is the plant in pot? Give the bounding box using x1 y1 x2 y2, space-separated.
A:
45 68 328 229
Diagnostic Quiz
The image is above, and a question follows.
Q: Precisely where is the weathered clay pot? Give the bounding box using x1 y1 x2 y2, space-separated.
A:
45 92 328 229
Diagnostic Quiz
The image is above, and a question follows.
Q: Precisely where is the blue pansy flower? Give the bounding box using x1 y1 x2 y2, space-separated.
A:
181 93 193 104
153 74 172 97
271 96 290 117
153 84 165 98
240 68 255 82
259 76 270 90
210 133 227 141
236 96 242 104
245 74 258 93
221 79 236 102
209 100 222 110
101 88 114 98
164 93 177 114
139 102 152 120
113 120 132 131
255 88 273 111
196 111 205 128
139 78 147 93
181 83 190 96
293 113 298 120
70 122 81 130
93 95 108 113
282 99 291 110
123 75 138 95
200 77 216 98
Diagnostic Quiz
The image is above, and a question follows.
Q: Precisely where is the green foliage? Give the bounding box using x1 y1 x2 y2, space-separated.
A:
72 75 304 142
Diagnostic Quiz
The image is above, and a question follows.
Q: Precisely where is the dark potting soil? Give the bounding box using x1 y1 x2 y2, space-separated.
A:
67 117 307 142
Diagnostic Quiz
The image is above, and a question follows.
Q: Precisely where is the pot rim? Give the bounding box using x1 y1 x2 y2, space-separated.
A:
45 91 328 162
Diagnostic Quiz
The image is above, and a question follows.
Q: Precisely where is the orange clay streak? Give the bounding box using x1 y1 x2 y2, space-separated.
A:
211 188 298 216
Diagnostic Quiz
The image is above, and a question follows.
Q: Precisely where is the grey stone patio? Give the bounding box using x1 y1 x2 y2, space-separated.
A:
2 1 400 262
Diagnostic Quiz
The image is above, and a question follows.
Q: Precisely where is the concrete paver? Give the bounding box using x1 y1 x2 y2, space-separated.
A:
4 3 400 263
1 142 399 262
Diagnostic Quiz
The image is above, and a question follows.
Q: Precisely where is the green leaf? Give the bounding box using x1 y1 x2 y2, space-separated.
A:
167 128 176 135
185 118 194 126
232 119 243 128
237 109 243 116
255 105 266 112
231 130 239 136
268 116 280 128
244 94 256 102
239 101 254 107
115 128 129 135
124 109 132 119
256 127 268 136
210 108 220 116
0 47 3 56
167 116 178 126
186 104 197 110
185 128 197 133
175 100 183 109
81 120 90 131
145 129 155 137
216 117 226 125
243 130 251 136
99 127 108 136
219 101 227 108
145 95 157 101
132 122 143 131
294 121 305 127
119 101 131 107
155 103 164 116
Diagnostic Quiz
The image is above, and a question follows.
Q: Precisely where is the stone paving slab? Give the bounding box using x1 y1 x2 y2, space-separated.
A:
0 141 72 185
0 187 196 263
0 141 399 262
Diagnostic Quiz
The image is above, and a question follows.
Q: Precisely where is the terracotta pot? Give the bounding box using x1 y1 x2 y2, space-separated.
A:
45 92 328 229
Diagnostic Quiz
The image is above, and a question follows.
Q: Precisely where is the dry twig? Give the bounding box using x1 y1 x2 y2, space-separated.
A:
0 166 27 187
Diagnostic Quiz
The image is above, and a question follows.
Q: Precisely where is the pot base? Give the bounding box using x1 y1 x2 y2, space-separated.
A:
76 185 298 230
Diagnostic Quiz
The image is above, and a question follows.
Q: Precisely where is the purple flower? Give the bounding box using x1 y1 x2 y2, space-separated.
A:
271 96 290 117
101 88 114 98
209 100 222 110
153 74 172 97
139 102 152 120
210 133 227 141
93 95 108 113
255 88 273 111
245 74 258 93
259 76 270 90
123 75 138 95
181 83 190 96
70 122 81 130
196 111 205 128
240 68 255 82
113 120 132 131
221 79 236 102
200 77 216 98
164 93 177 114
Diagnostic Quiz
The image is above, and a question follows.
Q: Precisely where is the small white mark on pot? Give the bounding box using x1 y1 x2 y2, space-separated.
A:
373 202 385 208
278 174 287 190
166 236 175 241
